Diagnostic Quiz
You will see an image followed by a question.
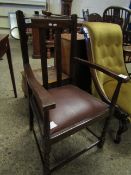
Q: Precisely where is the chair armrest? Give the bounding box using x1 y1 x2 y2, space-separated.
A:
24 64 56 111
74 57 130 83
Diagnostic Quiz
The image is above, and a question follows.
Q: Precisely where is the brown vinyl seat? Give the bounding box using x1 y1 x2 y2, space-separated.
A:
49 85 108 135
16 10 115 175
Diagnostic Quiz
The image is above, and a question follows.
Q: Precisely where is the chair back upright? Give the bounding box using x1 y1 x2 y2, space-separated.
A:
16 10 77 89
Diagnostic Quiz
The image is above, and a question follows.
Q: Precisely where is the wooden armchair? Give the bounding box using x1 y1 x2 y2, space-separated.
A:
103 6 131 76
83 22 131 143
16 10 115 174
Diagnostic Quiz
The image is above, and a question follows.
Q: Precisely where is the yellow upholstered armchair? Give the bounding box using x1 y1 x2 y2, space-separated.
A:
81 22 131 143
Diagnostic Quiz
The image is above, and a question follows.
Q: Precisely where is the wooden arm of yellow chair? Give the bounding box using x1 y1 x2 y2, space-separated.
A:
74 57 130 83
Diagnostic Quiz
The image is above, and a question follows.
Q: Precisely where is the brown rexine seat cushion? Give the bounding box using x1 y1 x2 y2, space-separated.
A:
49 85 109 134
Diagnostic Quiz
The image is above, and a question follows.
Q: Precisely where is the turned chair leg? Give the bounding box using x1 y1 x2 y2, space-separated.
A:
43 153 50 175
98 114 111 148
43 137 50 175
29 104 34 131
114 119 128 144
27 85 34 131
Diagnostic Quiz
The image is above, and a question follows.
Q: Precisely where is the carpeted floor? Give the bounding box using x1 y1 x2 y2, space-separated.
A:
0 38 131 175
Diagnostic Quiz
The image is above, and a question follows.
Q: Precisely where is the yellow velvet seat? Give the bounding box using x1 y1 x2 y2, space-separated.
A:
83 22 131 142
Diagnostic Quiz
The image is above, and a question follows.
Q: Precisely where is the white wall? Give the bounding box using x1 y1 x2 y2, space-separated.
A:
0 0 46 5
47 0 130 17
0 0 46 34
0 0 130 34
49 0 61 14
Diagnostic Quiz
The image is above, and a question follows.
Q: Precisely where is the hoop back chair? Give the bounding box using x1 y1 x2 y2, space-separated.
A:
83 22 131 143
82 10 102 22
103 6 131 75
16 10 114 174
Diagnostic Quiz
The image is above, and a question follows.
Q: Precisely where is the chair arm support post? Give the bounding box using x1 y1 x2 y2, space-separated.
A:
110 81 122 107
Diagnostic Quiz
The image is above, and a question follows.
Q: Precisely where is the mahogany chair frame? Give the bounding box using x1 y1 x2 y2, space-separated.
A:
16 10 118 174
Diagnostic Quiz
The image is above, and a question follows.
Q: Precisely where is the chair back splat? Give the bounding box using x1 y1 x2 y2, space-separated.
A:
16 10 114 174
17 10 77 89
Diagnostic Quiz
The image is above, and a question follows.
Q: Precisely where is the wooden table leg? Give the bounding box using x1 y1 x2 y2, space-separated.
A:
6 39 17 98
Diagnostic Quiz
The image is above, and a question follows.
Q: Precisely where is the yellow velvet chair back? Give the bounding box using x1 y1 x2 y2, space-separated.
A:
84 22 128 97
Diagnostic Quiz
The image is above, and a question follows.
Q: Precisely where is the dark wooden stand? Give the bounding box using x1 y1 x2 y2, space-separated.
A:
32 28 54 58
32 0 73 58
32 28 40 58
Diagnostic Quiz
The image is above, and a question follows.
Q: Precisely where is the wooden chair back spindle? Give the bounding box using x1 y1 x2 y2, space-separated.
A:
54 29 62 86
39 28 49 89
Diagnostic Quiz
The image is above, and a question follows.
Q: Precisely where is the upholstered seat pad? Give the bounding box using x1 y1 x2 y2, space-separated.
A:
49 85 108 134
104 79 131 114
